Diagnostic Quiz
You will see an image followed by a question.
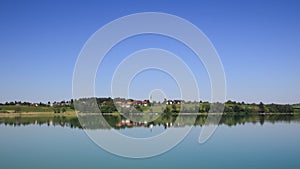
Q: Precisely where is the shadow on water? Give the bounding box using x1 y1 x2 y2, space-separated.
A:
1 113 300 129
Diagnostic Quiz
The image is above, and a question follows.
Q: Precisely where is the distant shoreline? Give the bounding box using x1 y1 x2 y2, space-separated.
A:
0 111 76 118
1 98 299 119
0 111 297 118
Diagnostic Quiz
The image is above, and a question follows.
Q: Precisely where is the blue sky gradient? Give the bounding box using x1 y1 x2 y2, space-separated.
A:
0 0 300 103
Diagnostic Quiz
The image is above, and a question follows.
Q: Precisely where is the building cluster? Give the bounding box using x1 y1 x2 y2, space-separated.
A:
165 100 183 105
101 99 185 107
114 100 150 108
48 101 71 107
1 100 72 107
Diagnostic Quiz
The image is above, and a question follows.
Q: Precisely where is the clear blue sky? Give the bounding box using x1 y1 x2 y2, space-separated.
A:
0 0 300 104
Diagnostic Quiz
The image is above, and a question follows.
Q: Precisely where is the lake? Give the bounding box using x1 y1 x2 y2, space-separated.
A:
0 115 300 169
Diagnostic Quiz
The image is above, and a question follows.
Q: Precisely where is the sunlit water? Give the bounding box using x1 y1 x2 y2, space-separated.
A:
0 122 300 169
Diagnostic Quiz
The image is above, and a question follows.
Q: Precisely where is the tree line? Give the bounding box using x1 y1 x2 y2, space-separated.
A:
1 98 298 114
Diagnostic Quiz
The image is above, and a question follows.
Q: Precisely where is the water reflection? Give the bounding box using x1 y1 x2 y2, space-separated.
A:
1 113 299 129
0 116 81 129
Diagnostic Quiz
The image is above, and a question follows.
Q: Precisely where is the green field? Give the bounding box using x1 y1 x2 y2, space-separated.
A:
0 105 74 114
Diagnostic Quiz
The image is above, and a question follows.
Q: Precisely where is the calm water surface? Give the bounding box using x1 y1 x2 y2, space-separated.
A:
0 122 300 169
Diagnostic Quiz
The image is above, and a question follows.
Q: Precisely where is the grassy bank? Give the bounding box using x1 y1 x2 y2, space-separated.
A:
0 111 76 118
0 105 76 118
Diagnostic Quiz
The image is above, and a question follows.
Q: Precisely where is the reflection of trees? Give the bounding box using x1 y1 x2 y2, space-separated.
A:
0 114 299 129
0 116 82 128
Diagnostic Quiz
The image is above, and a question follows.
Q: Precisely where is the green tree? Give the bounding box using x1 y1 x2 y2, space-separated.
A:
172 104 178 113
203 104 210 113
54 108 61 113
259 102 265 113
233 105 240 113
62 108 66 113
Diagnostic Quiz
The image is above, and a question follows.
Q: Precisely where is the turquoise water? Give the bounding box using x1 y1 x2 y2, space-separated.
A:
0 122 300 169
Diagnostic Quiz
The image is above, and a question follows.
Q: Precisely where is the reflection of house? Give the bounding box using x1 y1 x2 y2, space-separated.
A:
116 119 151 127
116 119 133 127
